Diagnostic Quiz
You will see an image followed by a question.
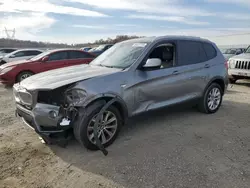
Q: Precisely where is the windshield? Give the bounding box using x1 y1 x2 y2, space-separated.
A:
245 46 250 53
90 41 148 69
30 50 50 61
224 49 236 54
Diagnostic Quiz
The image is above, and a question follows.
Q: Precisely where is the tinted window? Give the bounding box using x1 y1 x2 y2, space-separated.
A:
178 40 207 66
68 51 93 59
48 51 68 61
13 51 26 57
25 50 42 56
203 43 217 60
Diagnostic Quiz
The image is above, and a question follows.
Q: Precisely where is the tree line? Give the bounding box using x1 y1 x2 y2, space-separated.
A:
0 35 142 48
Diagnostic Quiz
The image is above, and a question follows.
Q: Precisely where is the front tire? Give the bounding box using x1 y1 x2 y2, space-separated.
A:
74 105 122 150
198 83 223 114
16 71 34 83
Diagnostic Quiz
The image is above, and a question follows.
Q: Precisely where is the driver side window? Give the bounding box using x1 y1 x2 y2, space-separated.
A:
145 43 175 70
12 51 25 58
48 51 68 61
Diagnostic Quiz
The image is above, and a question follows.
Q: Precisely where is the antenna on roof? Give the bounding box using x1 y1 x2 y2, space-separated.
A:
4 27 16 39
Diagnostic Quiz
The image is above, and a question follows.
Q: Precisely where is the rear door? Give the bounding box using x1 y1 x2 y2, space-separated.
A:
175 40 210 98
40 51 69 72
67 50 94 67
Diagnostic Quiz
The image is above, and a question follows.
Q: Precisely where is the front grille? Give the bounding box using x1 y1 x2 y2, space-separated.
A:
235 60 250 69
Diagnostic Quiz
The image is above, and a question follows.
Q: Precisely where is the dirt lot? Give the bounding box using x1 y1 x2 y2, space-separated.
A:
1 82 250 188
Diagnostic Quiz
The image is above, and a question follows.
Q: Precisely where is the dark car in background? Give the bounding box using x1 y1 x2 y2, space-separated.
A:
0 48 17 55
80 47 92 52
0 48 18 61
0 49 96 85
222 48 245 60
88 44 113 56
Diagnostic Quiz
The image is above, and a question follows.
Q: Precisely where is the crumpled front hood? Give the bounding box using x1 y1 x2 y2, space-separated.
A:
230 53 250 60
20 64 121 90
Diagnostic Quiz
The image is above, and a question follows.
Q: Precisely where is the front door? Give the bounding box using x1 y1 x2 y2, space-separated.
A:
132 42 186 115
40 51 68 72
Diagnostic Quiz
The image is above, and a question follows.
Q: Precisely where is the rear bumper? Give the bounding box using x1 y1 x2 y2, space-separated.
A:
15 103 70 134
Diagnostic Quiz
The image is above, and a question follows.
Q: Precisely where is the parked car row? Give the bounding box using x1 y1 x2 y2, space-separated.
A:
0 49 96 85
0 43 113 66
12 36 228 151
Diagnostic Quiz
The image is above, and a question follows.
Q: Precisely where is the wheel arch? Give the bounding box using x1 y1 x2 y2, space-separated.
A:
83 93 129 125
15 70 35 83
205 77 226 95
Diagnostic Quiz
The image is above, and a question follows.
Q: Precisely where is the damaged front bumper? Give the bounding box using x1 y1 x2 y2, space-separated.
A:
15 103 71 134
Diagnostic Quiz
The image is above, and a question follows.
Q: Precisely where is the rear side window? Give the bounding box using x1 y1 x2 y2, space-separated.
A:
48 51 68 61
178 40 207 66
202 43 217 60
68 51 94 59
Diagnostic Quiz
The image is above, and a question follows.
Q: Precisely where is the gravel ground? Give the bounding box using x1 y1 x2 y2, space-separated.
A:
0 82 250 188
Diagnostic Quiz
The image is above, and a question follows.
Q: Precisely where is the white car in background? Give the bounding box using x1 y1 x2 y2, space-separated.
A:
0 49 43 65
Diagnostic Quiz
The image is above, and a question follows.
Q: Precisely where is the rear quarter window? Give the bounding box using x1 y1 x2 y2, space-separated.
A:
202 43 217 60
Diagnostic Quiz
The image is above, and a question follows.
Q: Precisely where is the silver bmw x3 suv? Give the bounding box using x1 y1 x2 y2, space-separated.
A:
14 36 228 150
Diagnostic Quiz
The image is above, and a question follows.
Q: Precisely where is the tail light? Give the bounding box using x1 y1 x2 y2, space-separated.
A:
225 61 228 69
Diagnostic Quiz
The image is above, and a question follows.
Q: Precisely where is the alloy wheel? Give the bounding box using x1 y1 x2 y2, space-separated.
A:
207 87 221 111
87 110 118 145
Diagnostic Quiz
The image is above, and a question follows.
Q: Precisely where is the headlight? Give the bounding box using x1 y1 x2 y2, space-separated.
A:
0 66 15 74
65 89 87 105
229 59 235 69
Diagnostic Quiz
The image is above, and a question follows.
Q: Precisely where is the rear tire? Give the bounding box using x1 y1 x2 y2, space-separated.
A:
74 105 122 150
16 71 34 83
198 83 223 114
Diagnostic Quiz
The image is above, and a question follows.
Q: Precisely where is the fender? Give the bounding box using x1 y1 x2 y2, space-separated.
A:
76 92 129 122
204 76 226 95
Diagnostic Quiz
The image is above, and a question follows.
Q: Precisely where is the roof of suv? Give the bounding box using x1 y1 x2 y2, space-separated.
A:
123 35 213 44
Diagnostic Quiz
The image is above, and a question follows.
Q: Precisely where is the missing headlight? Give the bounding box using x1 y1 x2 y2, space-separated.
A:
64 88 87 105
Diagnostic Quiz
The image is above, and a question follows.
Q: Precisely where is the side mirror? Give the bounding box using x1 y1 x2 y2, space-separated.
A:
143 58 162 68
41 56 49 62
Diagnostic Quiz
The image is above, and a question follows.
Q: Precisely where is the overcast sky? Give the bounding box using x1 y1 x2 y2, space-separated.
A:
0 0 250 45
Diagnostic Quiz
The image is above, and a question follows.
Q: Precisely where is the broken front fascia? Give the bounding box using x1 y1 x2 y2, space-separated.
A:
60 88 119 155
58 88 88 127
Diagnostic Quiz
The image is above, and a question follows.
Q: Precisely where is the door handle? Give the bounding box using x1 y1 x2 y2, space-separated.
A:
204 64 210 68
172 71 179 75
